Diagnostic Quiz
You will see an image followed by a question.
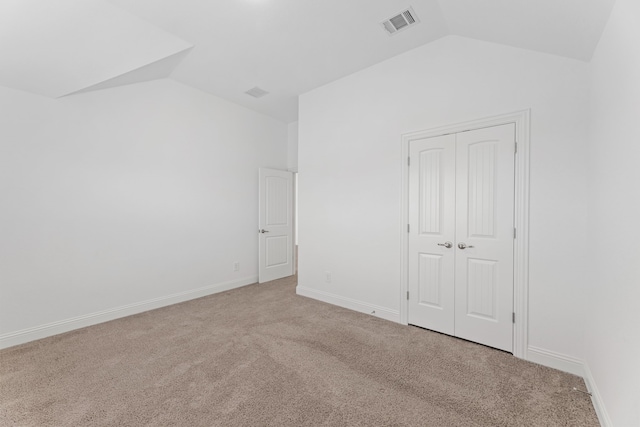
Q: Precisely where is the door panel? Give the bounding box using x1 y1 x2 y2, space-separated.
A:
418 253 444 308
408 134 456 335
259 168 293 283
265 235 289 267
466 258 498 320
454 124 515 352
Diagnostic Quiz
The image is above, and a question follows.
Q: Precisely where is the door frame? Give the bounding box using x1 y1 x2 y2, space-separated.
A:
399 110 530 359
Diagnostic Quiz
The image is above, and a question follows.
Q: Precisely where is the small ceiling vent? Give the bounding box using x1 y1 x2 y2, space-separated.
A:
381 7 419 36
245 86 269 98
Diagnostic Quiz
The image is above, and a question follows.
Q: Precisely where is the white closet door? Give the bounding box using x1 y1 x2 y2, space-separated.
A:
454 124 516 352
407 124 516 352
408 134 456 335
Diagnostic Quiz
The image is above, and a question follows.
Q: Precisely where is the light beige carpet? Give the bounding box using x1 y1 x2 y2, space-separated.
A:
1 275 599 426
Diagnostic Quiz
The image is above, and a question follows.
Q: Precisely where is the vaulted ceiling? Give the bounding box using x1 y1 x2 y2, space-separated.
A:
0 0 616 123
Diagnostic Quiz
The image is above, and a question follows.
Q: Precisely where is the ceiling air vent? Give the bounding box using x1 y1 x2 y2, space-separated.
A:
245 86 269 98
381 7 419 36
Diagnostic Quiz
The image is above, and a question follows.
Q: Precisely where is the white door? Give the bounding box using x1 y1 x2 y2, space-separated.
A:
259 168 294 283
454 125 515 351
408 124 515 352
408 133 456 336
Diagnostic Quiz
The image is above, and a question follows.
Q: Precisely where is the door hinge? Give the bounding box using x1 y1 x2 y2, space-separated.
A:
515 142 518 154
514 227 517 239
407 291 410 300
407 224 410 233
512 312 516 323
408 156 411 166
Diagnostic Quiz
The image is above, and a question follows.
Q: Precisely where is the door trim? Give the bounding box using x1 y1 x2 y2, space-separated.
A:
400 110 530 359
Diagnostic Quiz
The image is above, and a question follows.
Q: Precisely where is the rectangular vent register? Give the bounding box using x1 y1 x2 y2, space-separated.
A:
381 7 419 35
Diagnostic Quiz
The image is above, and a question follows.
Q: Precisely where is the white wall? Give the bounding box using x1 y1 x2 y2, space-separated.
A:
0 79 288 344
586 0 640 424
287 121 299 172
298 36 590 362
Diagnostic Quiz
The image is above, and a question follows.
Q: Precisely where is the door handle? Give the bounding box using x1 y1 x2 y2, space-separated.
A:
457 242 474 249
437 242 453 249
259 229 269 234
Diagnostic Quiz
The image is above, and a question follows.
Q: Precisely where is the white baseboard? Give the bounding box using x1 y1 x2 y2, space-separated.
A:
582 361 612 427
527 345 585 376
296 285 400 323
0 276 257 350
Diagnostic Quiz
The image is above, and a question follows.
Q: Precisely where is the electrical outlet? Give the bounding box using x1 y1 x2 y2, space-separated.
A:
233 262 240 272
325 271 332 283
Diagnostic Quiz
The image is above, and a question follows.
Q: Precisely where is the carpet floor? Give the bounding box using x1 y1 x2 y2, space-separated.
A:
0 275 599 426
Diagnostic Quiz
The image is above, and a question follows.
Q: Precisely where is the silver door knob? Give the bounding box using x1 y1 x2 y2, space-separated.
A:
259 229 269 234
437 242 453 249
458 242 474 249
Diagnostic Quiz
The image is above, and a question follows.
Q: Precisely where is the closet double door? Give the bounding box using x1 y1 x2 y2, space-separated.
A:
408 124 516 352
